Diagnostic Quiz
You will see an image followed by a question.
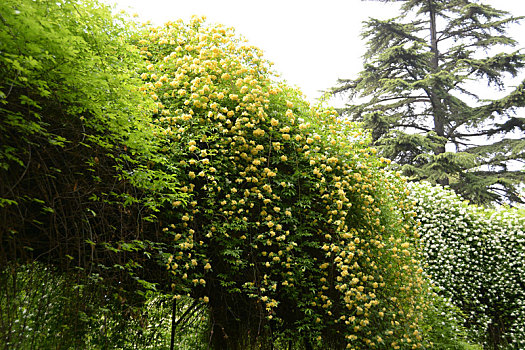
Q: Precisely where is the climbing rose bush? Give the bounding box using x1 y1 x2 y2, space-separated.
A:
135 16 431 349
409 181 525 348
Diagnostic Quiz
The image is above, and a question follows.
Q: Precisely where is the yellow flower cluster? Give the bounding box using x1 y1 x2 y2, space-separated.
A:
140 16 428 349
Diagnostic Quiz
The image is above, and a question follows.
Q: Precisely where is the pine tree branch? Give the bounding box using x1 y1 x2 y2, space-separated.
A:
371 95 430 104
454 118 524 139
396 124 433 133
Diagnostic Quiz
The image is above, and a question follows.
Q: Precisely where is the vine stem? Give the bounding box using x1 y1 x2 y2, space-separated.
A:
170 297 176 350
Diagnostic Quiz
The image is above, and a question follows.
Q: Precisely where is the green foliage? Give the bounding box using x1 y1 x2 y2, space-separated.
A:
0 0 184 306
410 181 525 348
0 1 480 348
0 263 91 349
421 288 482 350
334 0 525 205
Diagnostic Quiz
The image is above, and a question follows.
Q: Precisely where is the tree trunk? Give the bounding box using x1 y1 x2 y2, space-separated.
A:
428 0 449 185
429 0 444 143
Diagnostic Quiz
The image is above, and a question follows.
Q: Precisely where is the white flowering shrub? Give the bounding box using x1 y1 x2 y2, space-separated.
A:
409 181 525 348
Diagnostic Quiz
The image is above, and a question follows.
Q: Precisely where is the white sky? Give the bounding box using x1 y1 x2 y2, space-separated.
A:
110 0 525 103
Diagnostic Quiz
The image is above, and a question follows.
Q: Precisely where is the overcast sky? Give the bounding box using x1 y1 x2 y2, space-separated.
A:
110 0 525 103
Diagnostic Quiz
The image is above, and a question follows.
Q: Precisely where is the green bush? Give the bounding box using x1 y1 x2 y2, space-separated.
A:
420 288 482 350
0 0 185 312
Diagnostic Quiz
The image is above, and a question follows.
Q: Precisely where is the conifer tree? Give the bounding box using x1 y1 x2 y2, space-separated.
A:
335 0 525 204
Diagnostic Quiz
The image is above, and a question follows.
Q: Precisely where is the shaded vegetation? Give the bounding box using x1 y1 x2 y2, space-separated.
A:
0 262 208 349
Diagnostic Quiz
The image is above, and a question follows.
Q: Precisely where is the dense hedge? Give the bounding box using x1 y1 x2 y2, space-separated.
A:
410 182 525 348
137 17 433 349
0 1 482 349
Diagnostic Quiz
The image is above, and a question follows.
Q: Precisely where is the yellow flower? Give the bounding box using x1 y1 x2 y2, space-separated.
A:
253 128 265 137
